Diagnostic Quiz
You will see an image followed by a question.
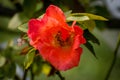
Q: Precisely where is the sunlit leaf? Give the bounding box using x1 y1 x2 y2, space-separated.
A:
79 20 96 31
35 2 43 12
65 10 72 18
8 14 22 30
18 22 28 33
8 12 29 31
66 16 89 22
84 29 100 45
24 48 35 69
42 63 52 76
0 55 6 67
71 13 108 21
38 14 44 19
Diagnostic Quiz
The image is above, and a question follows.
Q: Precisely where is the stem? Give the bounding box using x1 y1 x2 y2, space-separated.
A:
14 75 21 80
23 69 29 80
30 67 34 80
56 71 65 80
105 34 120 80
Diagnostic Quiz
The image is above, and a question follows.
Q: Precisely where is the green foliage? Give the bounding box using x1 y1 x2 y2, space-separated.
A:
8 13 29 31
66 13 108 22
18 22 28 33
66 12 107 31
8 14 22 30
78 20 96 31
23 0 37 18
24 48 35 69
84 29 100 45
67 15 89 21
84 42 96 57
65 10 72 18
83 29 100 57
0 16 19 42
0 59 16 79
32 56 43 75
0 55 6 67
71 13 108 21
42 63 52 76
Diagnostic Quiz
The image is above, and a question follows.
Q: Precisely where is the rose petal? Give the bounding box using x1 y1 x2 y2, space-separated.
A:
45 5 66 23
28 19 44 48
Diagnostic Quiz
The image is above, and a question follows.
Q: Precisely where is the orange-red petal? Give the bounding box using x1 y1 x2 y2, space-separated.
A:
45 5 66 23
27 5 86 71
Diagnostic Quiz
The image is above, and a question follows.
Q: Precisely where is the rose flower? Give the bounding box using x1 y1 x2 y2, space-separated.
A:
27 5 86 71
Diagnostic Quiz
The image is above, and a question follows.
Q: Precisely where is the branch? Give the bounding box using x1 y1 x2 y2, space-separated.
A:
14 75 21 80
30 67 34 80
105 34 120 80
23 69 29 80
56 71 65 80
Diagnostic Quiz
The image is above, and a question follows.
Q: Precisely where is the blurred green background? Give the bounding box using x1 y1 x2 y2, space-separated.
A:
0 0 120 80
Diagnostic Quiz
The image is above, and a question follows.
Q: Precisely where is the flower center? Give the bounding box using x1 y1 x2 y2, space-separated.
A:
54 31 74 48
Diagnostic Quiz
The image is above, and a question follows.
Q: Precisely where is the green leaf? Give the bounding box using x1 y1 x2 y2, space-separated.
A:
84 29 100 45
22 34 29 40
66 15 89 22
0 55 6 67
0 68 4 79
8 14 22 30
84 42 96 57
95 21 107 30
0 30 18 42
65 10 72 18
38 14 44 19
8 13 28 31
1 62 16 78
6 62 16 78
78 20 96 31
42 63 52 76
18 22 28 33
24 48 35 69
71 13 108 21
35 2 43 12
32 56 43 75
23 0 37 18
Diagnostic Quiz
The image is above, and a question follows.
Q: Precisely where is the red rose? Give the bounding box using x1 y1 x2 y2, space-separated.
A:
27 5 86 71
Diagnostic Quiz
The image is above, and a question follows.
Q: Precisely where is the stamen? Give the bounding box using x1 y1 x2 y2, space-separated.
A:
55 31 72 47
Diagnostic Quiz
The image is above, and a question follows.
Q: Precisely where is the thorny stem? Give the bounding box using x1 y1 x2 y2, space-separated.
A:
56 71 65 80
105 34 120 80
